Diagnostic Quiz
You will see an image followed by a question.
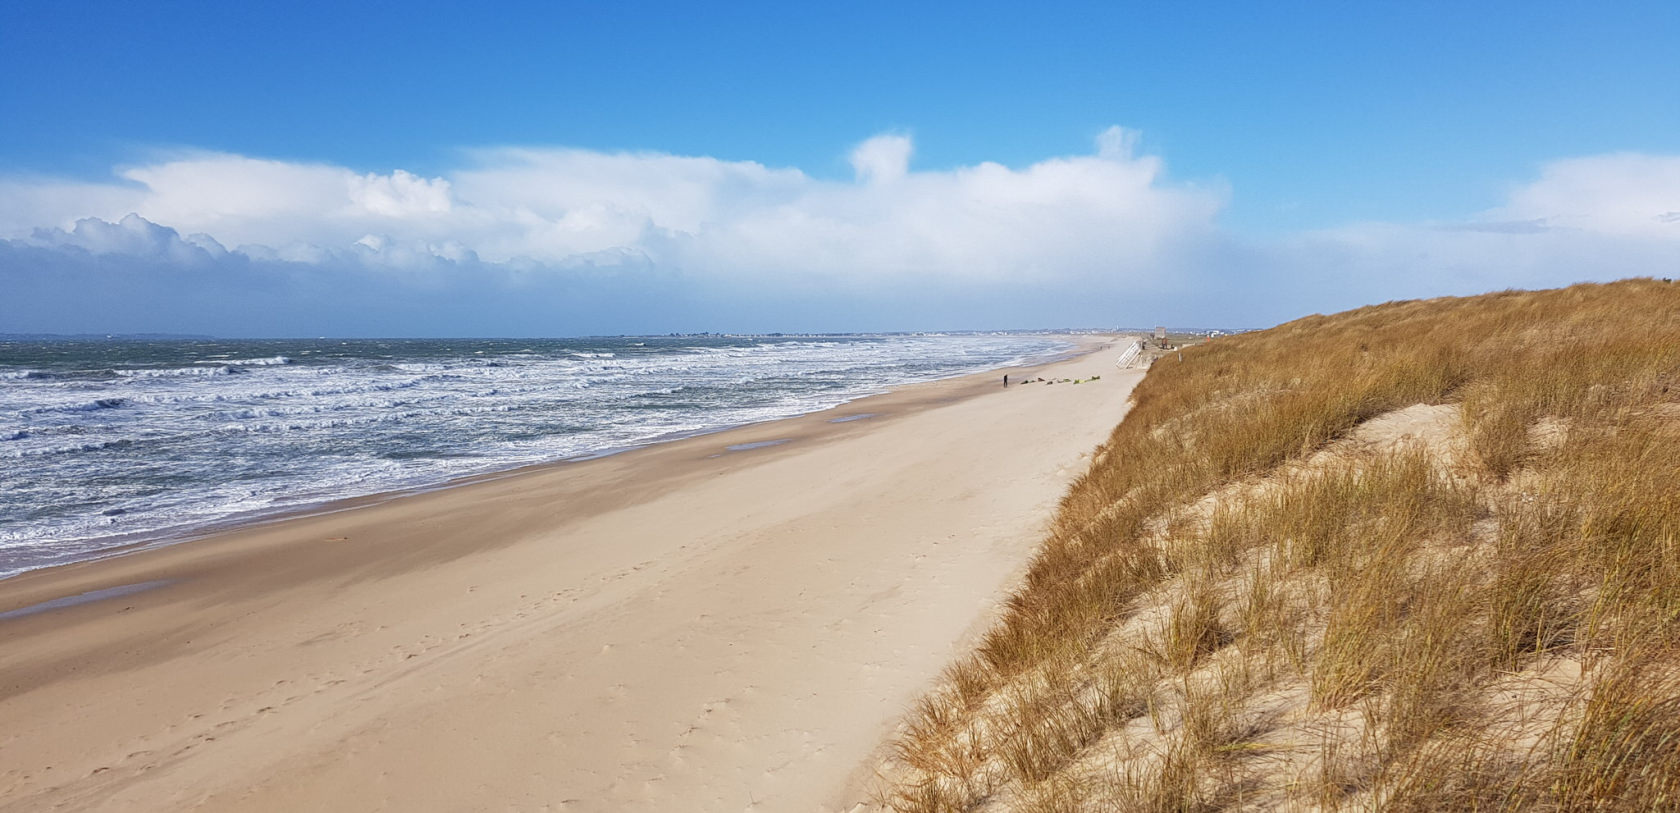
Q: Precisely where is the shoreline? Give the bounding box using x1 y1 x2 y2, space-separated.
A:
1 339 1085 585
0 333 1141 812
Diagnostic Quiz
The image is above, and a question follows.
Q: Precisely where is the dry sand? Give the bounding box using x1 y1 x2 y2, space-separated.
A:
0 337 1144 812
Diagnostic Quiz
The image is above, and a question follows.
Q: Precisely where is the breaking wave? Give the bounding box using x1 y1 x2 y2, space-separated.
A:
0 334 1071 577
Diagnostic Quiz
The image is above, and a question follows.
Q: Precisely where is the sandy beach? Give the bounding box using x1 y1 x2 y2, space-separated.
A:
0 336 1143 812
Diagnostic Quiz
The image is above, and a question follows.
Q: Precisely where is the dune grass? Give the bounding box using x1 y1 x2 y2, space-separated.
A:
882 279 1680 811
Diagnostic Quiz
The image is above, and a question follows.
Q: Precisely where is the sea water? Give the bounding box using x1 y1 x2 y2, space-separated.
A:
0 334 1070 578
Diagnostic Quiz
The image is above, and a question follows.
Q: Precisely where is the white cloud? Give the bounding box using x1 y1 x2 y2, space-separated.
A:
0 177 147 240
849 133 912 184
0 130 1224 283
349 169 454 217
1483 153 1680 238
30 213 221 263
2 131 1677 335
1095 125 1141 161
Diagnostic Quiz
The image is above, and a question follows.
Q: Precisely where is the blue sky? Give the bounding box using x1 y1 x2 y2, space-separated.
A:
2 1 1678 335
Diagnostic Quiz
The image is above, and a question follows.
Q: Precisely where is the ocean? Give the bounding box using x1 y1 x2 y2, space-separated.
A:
0 334 1071 578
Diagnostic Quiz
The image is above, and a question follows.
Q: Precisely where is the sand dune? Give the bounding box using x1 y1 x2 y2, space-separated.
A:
0 337 1141 812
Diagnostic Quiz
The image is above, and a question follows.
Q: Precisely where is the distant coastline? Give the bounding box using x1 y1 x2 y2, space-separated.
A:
0 333 218 342
2 327 1252 342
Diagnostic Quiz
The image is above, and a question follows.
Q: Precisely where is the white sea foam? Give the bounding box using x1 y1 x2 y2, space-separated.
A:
0 334 1072 578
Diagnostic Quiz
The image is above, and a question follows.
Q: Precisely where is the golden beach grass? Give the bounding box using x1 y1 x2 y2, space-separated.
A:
883 278 1680 811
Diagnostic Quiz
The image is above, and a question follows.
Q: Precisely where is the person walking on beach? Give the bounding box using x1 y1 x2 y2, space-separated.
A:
1003 374 1009 387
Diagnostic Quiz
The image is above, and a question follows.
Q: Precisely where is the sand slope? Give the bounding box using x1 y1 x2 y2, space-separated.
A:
0 338 1141 812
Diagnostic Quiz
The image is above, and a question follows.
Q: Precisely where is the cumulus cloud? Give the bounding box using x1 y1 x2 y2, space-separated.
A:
349 169 454 218
1 131 1677 335
0 128 1223 283
27 213 226 263
849 133 913 184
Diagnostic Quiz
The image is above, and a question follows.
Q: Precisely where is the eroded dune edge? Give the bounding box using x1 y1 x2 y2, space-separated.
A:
877 279 1680 812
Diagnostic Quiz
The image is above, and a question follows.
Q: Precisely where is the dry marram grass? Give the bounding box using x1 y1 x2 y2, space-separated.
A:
881 279 1680 811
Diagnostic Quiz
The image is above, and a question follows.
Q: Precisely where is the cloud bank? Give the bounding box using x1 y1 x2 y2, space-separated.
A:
2 130 1676 336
